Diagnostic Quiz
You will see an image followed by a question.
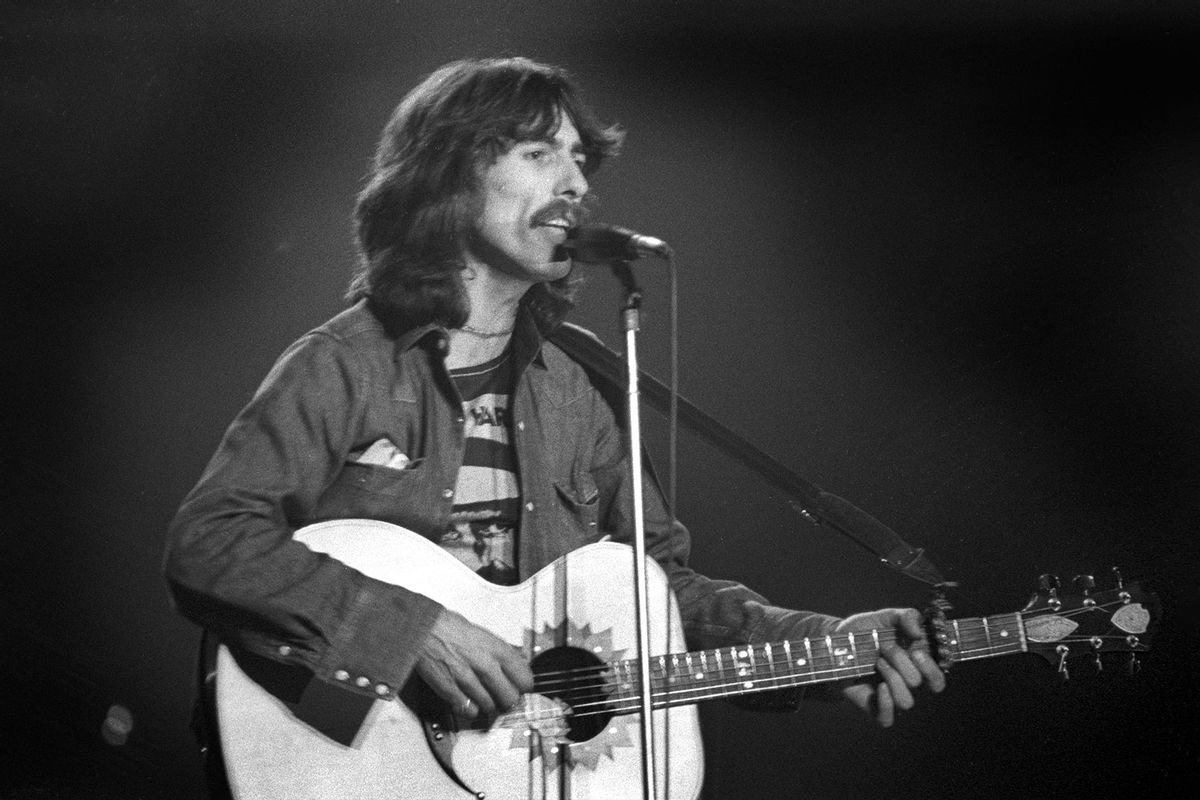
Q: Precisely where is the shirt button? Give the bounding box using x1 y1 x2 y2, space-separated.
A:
517 421 526 431
442 488 454 499
334 670 350 682
455 416 465 425
277 645 292 657
374 683 391 696
525 502 535 512
355 676 371 688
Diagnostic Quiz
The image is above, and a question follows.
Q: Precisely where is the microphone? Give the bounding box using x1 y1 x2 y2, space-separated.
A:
565 223 673 262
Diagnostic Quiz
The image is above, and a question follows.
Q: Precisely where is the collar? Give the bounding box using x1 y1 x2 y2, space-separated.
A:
386 303 550 372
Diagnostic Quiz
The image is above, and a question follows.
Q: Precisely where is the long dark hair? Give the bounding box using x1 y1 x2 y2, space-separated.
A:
348 57 624 333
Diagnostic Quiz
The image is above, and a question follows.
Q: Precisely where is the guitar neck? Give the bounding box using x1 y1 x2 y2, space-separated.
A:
606 612 1026 711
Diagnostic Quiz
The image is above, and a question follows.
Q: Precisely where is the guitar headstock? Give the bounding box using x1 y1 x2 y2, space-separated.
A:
1019 569 1157 677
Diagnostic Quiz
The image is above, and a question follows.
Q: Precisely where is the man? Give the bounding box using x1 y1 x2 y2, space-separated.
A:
164 56 943 788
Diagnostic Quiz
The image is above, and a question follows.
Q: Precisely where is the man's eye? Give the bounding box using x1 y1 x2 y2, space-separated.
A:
525 148 547 160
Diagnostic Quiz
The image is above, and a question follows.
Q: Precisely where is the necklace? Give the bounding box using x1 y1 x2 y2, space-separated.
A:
458 323 514 339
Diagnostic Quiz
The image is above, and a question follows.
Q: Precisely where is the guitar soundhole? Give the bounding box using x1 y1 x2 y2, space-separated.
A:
531 646 613 742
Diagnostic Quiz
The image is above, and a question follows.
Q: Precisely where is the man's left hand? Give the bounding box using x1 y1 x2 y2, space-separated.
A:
834 607 945 727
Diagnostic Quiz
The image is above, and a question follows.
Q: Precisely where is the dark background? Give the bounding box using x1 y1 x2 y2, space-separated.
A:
4 1 1198 797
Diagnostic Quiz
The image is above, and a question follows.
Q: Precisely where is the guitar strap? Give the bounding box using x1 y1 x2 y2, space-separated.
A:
550 322 946 587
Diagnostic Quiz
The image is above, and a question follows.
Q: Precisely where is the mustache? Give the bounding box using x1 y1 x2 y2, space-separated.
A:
531 198 589 228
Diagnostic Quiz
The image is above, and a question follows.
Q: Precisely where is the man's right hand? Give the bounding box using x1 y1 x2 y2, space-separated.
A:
413 607 534 719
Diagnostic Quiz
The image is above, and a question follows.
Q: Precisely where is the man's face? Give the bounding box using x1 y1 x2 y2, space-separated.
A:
464 112 589 283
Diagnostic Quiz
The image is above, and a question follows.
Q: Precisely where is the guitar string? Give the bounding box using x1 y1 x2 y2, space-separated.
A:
503 659 885 727
532 619 1025 698
517 643 904 721
528 600 1128 686
569 629 1142 718
530 625 1129 704
549 637 1128 724
526 631 961 722
513 603 1135 723
514 631 1127 727
505 630 1129 727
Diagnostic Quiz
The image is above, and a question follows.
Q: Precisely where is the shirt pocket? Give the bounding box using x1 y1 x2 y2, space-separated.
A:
313 461 426 522
553 470 600 536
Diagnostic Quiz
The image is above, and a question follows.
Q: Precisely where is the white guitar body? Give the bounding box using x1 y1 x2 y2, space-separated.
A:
215 518 704 799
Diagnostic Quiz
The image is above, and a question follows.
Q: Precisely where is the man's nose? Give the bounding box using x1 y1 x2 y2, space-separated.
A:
557 157 588 198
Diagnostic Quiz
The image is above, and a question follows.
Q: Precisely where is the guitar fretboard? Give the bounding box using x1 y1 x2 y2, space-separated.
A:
600 612 1027 711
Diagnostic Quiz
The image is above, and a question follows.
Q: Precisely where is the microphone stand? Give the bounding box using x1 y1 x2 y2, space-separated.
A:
611 260 657 800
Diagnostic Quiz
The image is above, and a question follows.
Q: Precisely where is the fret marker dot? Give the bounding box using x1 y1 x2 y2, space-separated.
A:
737 650 748 658
1000 631 1009 638
694 672 704 680
743 681 754 689
796 659 807 666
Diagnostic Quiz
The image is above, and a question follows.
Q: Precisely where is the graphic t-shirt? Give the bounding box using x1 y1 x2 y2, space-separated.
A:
442 350 520 585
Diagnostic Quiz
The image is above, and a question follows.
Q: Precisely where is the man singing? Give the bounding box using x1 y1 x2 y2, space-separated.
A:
165 56 943 796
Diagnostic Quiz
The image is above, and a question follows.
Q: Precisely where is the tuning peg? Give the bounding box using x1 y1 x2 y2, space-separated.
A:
1127 652 1141 676
1074 574 1097 606
1056 644 1070 680
1110 567 1135 603
1090 636 1103 672
1040 574 1062 608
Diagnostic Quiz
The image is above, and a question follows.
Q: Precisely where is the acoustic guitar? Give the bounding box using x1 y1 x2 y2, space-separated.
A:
213 518 1156 799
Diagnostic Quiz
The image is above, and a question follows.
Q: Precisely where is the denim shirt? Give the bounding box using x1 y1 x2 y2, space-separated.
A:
164 300 838 701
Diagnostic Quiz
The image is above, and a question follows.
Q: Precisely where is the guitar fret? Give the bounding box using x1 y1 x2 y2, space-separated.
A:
804 638 815 682
1014 613 1029 653
730 646 746 693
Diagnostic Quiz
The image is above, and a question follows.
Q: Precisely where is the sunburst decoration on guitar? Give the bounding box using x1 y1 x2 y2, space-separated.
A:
510 618 635 772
